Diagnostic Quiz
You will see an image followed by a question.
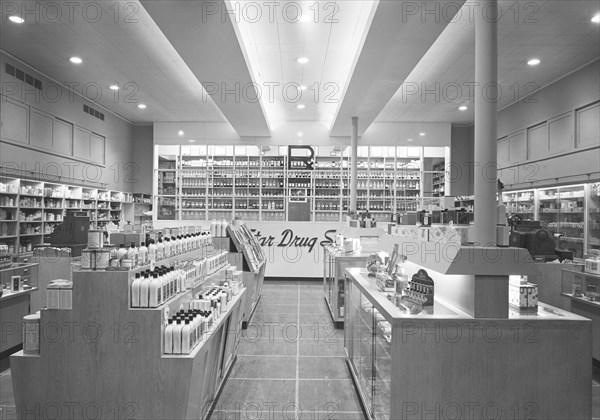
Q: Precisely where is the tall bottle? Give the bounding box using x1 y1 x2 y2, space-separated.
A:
138 241 148 266
131 273 143 307
139 273 151 307
157 239 165 261
148 239 157 263
164 319 174 354
127 242 138 266
172 319 183 354
149 273 162 307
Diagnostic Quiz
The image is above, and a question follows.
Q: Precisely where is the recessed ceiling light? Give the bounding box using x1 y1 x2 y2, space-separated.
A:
109 84 119 91
188 139 196 143
419 132 426 136
297 104 306 110
592 13 600 23
137 104 147 109
527 58 541 66
69 57 82 64
9 16 24 23
297 57 309 64
297 132 304 137
178 130 184 136
459 106 468 111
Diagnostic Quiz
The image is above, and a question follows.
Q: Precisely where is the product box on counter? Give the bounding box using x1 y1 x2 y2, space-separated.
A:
47 279 73 310
584 258 600 274
509 282 538 310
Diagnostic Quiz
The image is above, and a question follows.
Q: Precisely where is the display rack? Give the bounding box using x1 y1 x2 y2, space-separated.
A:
0 176 133 258
154 145 451 223
11 241 247 420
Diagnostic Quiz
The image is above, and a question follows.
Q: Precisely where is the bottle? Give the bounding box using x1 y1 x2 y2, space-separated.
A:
181 319 193 354
131 273 143 307
164 238 172 258
148 240 157 263
172 319 183 354
161 269 170 302
138 241 148 266
139 273 151 307
157 239 165 261
149 273 162 307
117 244 128 261
127 242 138 266
164 319 174 354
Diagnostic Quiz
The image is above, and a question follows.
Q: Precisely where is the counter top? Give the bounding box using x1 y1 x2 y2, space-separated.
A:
0 263 39 273
0 287 38 303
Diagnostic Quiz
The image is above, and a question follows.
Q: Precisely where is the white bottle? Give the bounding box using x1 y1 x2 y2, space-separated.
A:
149 274 162 307
117 244 128 261
139 273 151 307
161 270 170 302
164 238 171 259
164 319 174 354
138 242 148 266
181 319 193 354
127 242 138 266
148 240 157 263
157 239 165 261
210 220 217 236
131 273 143 307
172 320 183 354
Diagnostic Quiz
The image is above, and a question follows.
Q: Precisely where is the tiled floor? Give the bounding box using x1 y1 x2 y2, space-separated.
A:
209 280 365 420
0 281 599 420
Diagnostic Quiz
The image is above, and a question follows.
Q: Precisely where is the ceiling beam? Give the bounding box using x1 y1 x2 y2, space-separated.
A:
141 0 271 137
330 0 466 137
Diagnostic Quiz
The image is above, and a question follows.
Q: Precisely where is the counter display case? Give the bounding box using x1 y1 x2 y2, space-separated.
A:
11 235 247 419
561 267 599 360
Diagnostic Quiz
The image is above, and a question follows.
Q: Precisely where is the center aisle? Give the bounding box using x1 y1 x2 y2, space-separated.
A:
209 280 366 420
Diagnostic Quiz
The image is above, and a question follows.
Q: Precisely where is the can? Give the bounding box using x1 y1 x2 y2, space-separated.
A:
88 230 104 249
23 313 40 354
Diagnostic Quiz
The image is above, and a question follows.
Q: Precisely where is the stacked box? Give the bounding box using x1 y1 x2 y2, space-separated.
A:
47 279 73 310
509 282 538 310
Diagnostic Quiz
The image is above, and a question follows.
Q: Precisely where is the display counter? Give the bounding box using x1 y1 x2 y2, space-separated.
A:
530 262 583 311
11 242 247 419
322 244 370 327
0 262 39 354
345 267 592 420
561 267 600 360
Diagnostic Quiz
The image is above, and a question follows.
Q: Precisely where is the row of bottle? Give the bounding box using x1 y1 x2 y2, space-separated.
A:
210 219 229 237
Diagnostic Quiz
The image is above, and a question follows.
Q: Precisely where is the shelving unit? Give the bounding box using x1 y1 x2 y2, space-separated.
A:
588 183 600 252
502 188 536 218
0 176 133 258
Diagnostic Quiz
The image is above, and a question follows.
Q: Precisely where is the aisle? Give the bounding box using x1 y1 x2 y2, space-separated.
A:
209 280 366 420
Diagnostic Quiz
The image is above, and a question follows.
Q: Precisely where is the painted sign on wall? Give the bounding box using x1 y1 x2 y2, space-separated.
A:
246 221 347 278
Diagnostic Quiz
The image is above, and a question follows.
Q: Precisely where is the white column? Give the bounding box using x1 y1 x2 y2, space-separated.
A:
350 117 358 212
473 0 498 246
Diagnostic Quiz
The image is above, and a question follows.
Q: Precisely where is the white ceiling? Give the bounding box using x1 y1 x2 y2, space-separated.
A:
0 0 226 123
376 0 600 123
1 0 598 136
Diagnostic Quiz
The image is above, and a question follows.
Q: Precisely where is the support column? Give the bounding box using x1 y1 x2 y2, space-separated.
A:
350 117 358 212
473 0 498 246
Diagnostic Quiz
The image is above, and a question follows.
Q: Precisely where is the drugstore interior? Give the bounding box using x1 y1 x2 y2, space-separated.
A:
1 1 600 419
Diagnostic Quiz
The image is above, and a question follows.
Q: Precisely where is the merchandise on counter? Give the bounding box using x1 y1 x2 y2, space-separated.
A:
509 277 538 311
401 269 434 307
46 279 73 309
22 313 40 354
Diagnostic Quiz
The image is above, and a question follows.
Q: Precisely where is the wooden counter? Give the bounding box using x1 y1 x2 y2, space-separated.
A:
345 267 592 420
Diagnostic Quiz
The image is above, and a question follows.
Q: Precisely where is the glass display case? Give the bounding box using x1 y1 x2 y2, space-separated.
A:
561 267 600 307
502 188 536 219
588 182 600 252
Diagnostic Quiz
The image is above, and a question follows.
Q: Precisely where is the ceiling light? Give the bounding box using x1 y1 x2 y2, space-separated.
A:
297 104 306 110
297 57 309 64
297 132 304 137
109 84 119 91
69 57 82 64
188 139 196 143
459 106 468 111
8 16 24 23
592 14 600 23
527 58 540 66
178 130 184 136
419 132 426 136
137 104 147 109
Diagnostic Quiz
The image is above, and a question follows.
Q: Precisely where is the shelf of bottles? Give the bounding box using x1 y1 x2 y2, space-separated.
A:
502 189 536 219
154 145 451 222
589 183 600 252
537 185 586 259
0 176 133 256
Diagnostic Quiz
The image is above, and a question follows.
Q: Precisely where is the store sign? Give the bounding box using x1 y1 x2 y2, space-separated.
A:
288 145 315 170
246 221 346 277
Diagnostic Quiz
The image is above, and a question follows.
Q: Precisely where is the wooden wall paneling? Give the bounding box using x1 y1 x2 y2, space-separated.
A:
53 118 73 155
73 126 91 160
0 96 29 144
29 107 53 150
548 112 574 154
508 130 527 162
576 102 600 147
527 123 548 160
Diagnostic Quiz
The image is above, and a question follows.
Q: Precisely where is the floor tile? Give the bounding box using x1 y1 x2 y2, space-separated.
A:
237 338 298 356
299 340 346 357
298 357 350 380
256 303 299 314
215 378 296 412
230 356 296 379
251 313 299 324
298 379 363 413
